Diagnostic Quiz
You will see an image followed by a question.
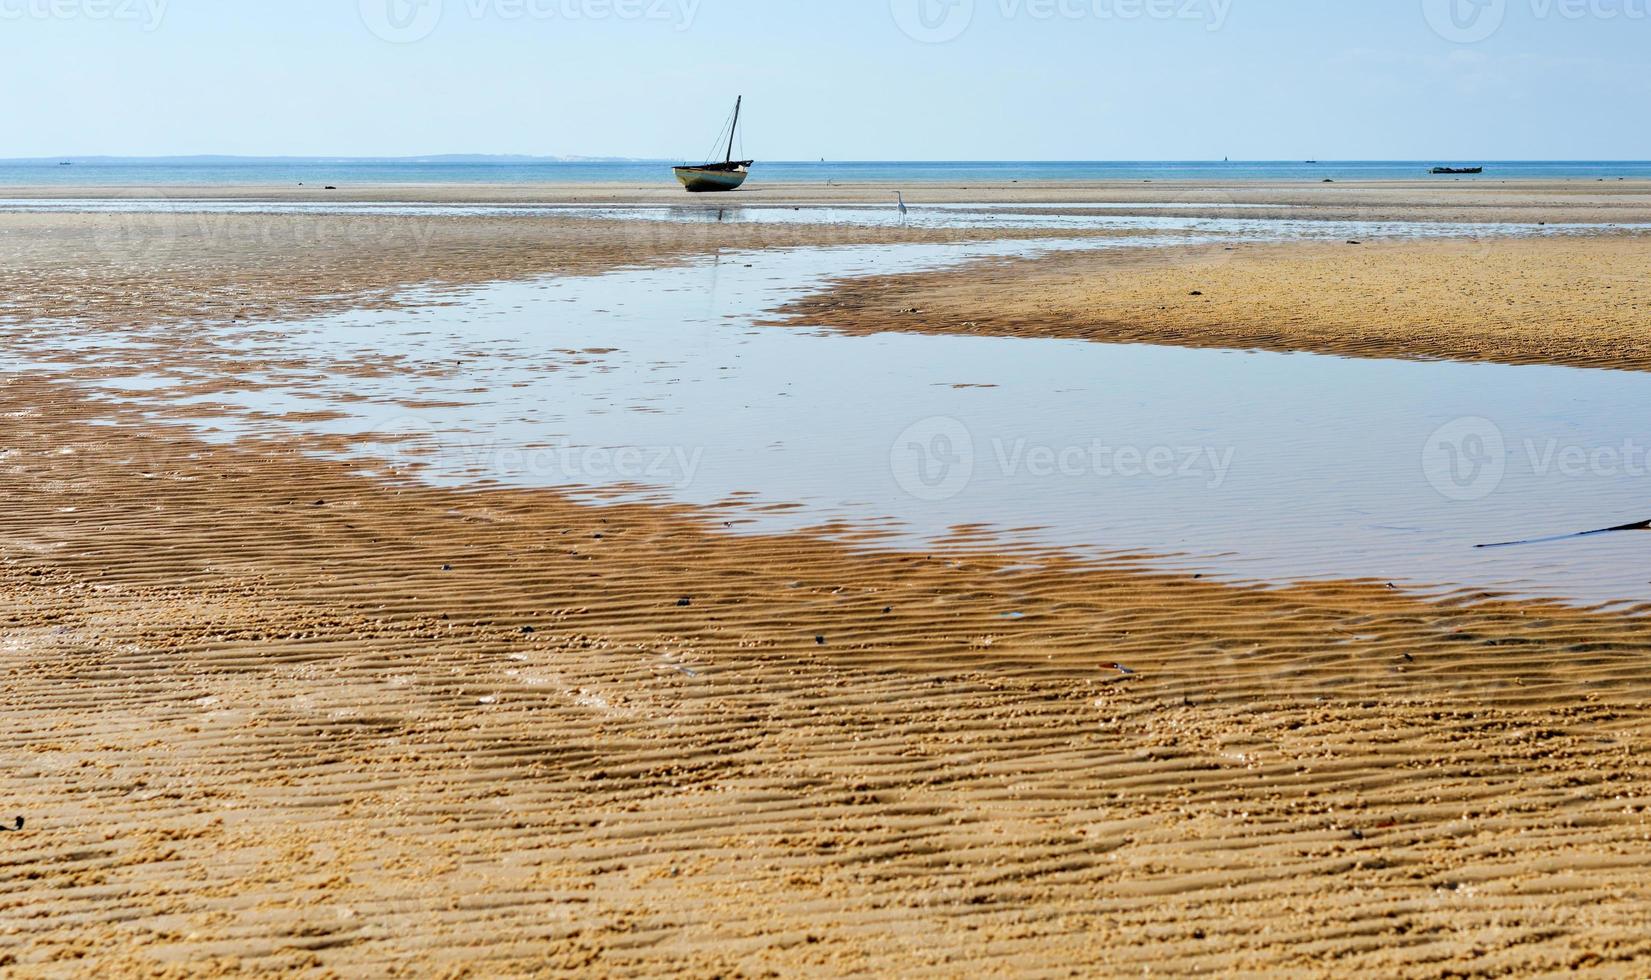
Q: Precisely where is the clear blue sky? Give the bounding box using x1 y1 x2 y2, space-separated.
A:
2 0 1646 159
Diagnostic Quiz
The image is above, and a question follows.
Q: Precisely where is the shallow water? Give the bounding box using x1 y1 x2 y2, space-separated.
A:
25 229 1651 610
3 197 1643 239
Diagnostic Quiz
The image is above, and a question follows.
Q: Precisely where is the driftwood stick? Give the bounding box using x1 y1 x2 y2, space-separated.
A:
1478 519 1651 550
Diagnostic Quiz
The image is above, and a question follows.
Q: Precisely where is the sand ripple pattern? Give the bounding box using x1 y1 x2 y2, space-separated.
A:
4 379 1651 976
780 235 1651 374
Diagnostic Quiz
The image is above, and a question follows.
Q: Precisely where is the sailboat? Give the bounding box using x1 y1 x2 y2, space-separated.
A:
673 96 753 193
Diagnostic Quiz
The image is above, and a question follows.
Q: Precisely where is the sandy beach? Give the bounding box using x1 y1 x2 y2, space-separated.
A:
779 233 1651 373
5 184 1651 975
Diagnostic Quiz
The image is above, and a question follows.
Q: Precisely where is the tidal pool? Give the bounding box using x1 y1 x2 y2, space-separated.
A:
18 231 1651 609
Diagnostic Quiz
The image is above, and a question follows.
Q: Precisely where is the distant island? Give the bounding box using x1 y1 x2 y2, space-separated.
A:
0 154 673 165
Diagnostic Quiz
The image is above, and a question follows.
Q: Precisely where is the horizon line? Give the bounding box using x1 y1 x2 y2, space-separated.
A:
7 156 1651 165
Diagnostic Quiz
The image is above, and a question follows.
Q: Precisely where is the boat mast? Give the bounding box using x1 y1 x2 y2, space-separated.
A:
726 96 741 163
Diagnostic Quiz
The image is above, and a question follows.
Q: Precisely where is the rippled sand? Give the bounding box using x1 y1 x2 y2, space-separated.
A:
3 195 1651 975
0 209 1136 331
783 233 1651 373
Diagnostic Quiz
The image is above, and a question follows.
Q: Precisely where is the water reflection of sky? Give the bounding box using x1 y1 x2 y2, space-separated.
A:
11 231 1651 609
2 197 1645 238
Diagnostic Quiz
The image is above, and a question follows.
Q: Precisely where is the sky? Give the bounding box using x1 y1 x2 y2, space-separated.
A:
1 0 1647 159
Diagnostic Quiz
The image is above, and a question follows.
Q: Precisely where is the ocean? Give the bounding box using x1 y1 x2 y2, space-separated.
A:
1 159 1648 187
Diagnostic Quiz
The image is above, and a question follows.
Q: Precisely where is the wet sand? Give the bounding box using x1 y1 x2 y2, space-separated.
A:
0 209 1135 330
9 178 1651 222
782 233 1651 373
6 375 1651 975
4 199 1651 974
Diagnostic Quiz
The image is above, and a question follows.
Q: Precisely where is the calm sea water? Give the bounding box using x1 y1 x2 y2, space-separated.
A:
2 159 1649 186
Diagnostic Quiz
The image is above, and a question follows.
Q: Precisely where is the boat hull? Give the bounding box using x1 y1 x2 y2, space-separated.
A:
674 166 750 193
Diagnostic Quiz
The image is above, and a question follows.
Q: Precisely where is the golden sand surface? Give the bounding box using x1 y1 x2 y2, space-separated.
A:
5 377 1651 976
782 234 1651 373
3 204 1651 975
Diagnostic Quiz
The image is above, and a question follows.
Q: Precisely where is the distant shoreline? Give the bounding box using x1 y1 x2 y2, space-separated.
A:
5 160 1651 190
3 179 1650 218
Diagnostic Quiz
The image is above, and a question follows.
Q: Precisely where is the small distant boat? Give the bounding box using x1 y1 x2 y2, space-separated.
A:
673 96 753 193
1431 166 1484 175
